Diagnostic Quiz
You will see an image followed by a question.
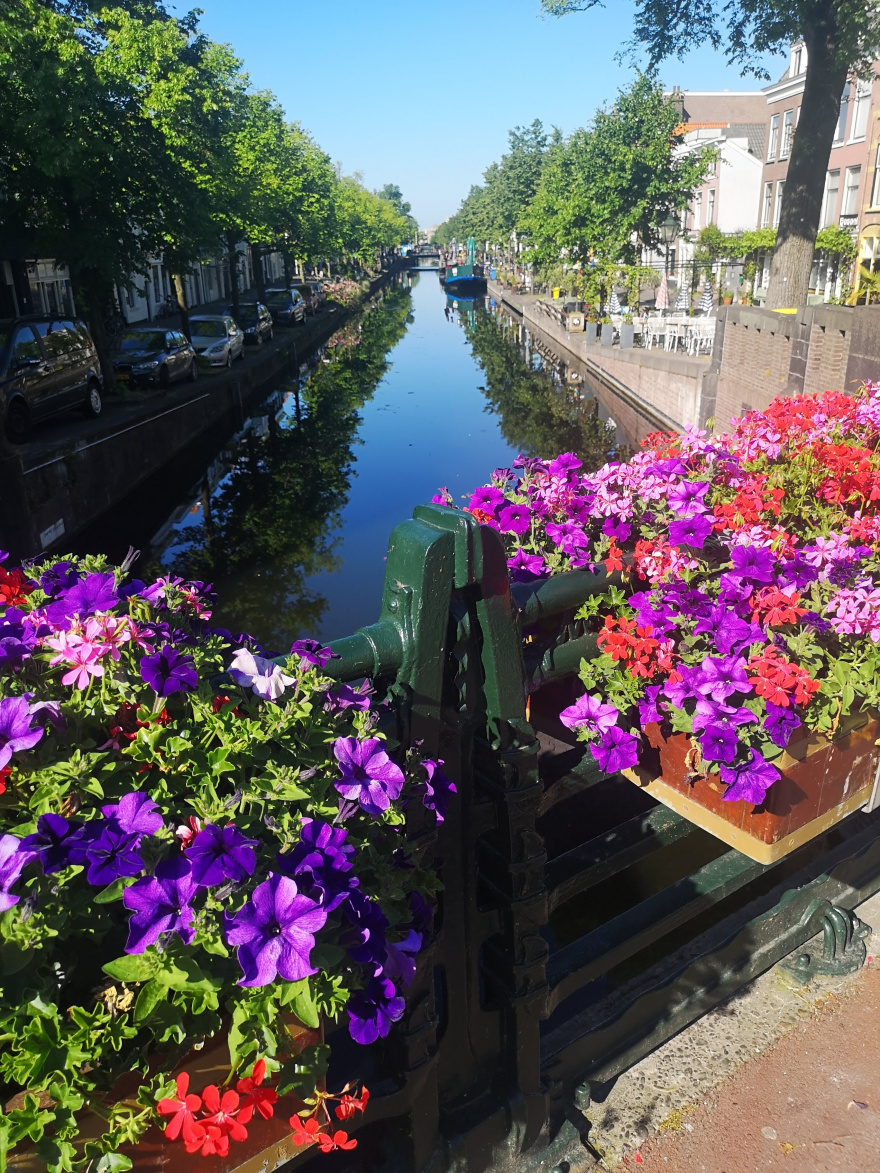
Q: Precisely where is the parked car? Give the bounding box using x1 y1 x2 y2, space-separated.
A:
291 283 318 315
265 288 306 326
189 315 244 368
111 328 198 388
0 315 103 443
228 302 274 346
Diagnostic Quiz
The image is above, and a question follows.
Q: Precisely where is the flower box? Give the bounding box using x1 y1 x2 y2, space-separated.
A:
623 711 880 863
7 1020 324 1173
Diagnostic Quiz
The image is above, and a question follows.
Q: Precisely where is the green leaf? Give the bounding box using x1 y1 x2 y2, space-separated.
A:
94 879 126 904
277 1043 330 1097
133 980 166 1024
290 981 320 1029
96 1154 134 1172
309 943 346 969
102 955 156 983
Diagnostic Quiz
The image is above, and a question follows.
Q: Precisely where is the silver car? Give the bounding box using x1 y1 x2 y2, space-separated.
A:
189 315 245 369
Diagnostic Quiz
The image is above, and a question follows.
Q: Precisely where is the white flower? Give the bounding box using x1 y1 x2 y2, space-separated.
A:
227 650 295 701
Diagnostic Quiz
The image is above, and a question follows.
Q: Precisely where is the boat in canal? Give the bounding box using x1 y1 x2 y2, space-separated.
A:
441 238 486 295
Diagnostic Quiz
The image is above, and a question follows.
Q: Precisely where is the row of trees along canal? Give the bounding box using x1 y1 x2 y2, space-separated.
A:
0 1 413 385
152 283 622 649
435 0 880 310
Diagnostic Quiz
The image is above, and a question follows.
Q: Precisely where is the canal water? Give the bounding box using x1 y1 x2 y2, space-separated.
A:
134 271 631 650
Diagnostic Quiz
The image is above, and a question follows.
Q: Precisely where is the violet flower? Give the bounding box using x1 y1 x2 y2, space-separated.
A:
697 655 751 703
666 480 709 518
45 572 118 625
21 813 85 874
224 873 327 987
497 504 531 535
420 758 457 824
227 649 294 701
79 824 145 886
346 976 406 1045
730 545 775 583
340 890 389 970
188 824 258 887
663 665 705 709
693 607 764 656
39 560 80 599
277 818 358 911
324 681 373 713
589 727 639 773
602 517 631 542
764 701 801 748
668 514 713 549
720 750 780 805
0 696 43 769
691 698 756 733
560 694 619 735
101 792 164 838
0 834 32 912
637 684 665 727
382 930 422 988
123 857 199 953
290 639 339 669
507 549 548 583
548 453 582 477
469 486 505 516
139 646 197 696
698 723 739 763
333 737 405 817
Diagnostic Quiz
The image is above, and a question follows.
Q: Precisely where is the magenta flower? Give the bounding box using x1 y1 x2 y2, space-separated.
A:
589 727 639 773
637 685 665 726
0 697 43 769
720 750 780 804
469 486 505 516
290 639 338 669
420 758 457 824
560 694 619 734
548 453 582 477
333 737 405 817
224 873 327 987
139 646 197 696
123 857 199 953
497 504 531 535
507 549 547 583
666 480 709 517
0 834 32 912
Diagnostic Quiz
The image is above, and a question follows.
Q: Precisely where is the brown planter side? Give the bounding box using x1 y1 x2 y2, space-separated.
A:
624 713 880 864
9 1019 322 1173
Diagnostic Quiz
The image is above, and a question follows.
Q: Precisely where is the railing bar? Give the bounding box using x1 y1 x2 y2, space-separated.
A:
547 849 767 1008
513 568 612 626
546 806 693 910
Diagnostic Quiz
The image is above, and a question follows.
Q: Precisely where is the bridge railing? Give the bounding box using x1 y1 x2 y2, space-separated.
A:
295 503 880 1173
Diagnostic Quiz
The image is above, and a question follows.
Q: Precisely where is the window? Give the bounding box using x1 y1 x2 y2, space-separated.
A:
781 109 794 157
821 170 840 227
761 181 773 227
842 165 862 216
773 180 785 227
12 325 41 364
694 190 703 227
851 82 871 141
871 145 880 208
768 114 780 159
792 47 803 76
835 84 851 142
707 188 716 224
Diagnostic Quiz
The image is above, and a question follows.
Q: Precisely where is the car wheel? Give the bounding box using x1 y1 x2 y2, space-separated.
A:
159 365 171 389
83 380 103 418
188 357 199 382
4 398 31 444
225 351 233 369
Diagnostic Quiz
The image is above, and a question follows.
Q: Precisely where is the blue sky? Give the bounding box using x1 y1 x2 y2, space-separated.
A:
186 0 781 228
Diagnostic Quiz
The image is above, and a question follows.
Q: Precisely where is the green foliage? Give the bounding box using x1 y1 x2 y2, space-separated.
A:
815 225 858 261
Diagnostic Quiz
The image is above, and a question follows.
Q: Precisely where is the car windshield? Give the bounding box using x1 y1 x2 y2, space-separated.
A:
266 292 289 305
294 286 310 296
191 320 227 338
237 306 258 323
118 331 164 350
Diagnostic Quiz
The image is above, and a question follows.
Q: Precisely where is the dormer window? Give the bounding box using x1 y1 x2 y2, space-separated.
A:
792 47 803 75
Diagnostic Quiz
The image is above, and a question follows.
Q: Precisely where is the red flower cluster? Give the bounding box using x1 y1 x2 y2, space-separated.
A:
738 389 859 453
0 566 33 607
0 765 10 796
597 616 662 678
290 1084 369 1154
749 587 806 628
640 430 681 458
747 648 820 709
157 1061 278 1157
810 442 880 507
632 537 674 582
603 538 624 574
713 474 784 531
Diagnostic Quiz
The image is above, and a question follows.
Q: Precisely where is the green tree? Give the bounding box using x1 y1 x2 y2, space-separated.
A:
540 0 880 309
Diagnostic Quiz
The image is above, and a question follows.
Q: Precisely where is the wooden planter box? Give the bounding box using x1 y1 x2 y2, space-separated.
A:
623 711 880 864
8 1018 322 1173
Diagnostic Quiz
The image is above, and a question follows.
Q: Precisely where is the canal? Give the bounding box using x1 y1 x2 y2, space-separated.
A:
85 271 634 651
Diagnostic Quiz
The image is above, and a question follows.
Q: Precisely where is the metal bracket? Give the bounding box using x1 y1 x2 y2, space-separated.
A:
781 902 870 981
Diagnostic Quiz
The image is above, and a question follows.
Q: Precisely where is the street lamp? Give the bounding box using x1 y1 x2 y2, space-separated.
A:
659 213 678 276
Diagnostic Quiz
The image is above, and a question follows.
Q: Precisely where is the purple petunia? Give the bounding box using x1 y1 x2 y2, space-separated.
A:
78 824 145 887
419 759 457 824
140 646 197 696
0 696 43 769
691 698 756 733
764 701 801 748
0 608 38 672
548 453 583 477
224 873 327 987
290 639 339 669
469 486 505 516
381 930 422 988
44 572 118 626
227 649 294 701
602 517 632 542
340 890 389 970
333 737 405 817
697 655 752 703
698 723 739 763
637 684 665 727
720 750 780 805
560 694 619 735
324 681 373 713
668 514 713 549
693 607 765 656
101 792 164 838
507 549 548 583
663 664 705 710
730 545 775 583
346 976 406 1045
666 480 709 518
187 823 258 887
123 857 198 953
0 834 32 912
277 818 358 911
589 727 640 773
497 504 532 535
39 560 80 599
22 813 85 875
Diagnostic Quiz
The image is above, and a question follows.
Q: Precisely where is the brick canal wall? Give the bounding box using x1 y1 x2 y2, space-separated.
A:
0 266 401 560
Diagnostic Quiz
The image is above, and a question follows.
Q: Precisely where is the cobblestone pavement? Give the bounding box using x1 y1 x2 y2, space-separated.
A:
555 893 880 1173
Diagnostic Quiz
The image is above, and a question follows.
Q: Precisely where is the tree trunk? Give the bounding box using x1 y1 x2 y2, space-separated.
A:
172 273 191 342
77 267 116 393
765 8 849 310
253 245 267 301
227 231 240 320
282 252 292 288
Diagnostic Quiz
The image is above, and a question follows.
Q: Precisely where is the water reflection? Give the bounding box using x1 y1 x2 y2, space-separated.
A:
151 279 414 651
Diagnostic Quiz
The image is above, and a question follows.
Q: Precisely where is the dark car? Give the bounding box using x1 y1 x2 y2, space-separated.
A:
291 284 318 315
1 316 103 443
265 288 306 326
228 302 274 345
111 328 198 388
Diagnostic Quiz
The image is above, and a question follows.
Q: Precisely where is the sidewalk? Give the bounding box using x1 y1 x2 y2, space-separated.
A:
558 892 880 1173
